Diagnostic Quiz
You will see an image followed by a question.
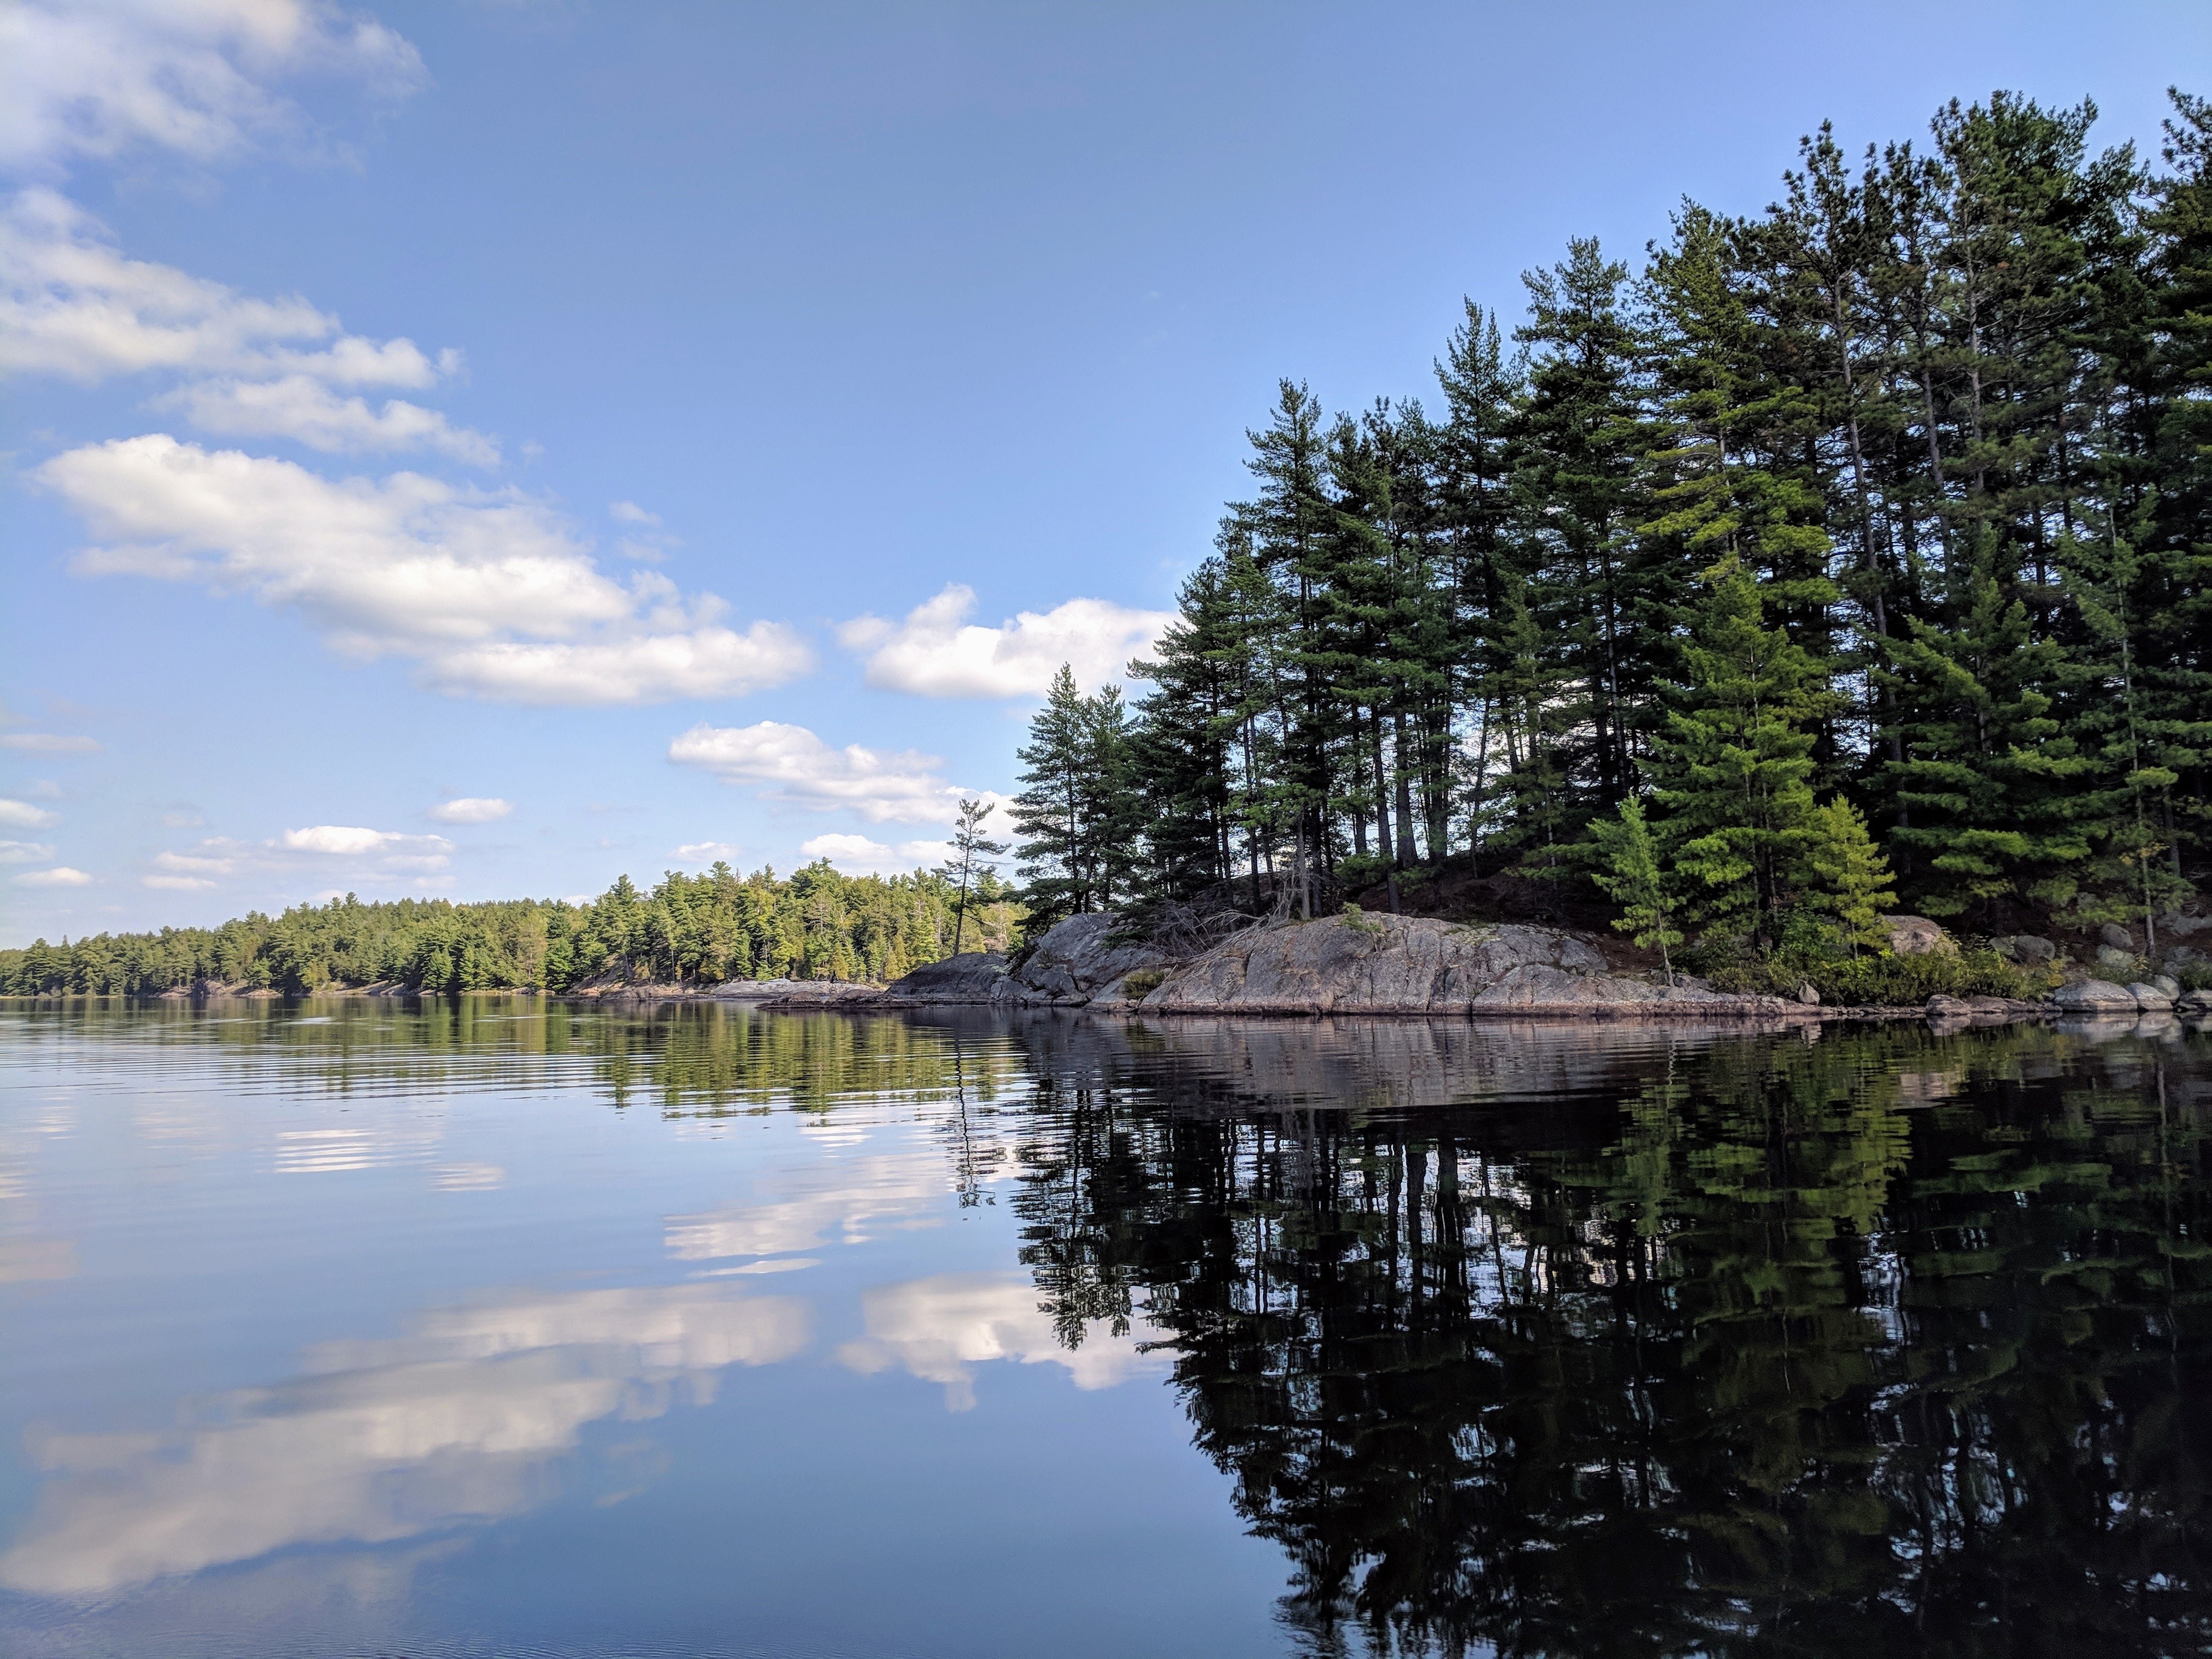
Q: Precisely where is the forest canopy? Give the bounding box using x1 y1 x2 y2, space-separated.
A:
0 862 1019 997
1007 88 2212 972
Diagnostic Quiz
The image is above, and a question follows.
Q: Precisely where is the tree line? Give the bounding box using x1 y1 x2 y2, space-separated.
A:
0 861 1019 996
1011 90 2212 976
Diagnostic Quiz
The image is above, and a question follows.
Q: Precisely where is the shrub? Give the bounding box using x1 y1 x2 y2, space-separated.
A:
1696 942 2051 1005
1117 967 1170 999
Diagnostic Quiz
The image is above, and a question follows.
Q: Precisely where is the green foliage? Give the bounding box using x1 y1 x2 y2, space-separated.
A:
1648 557 1839 950
0 862 1020 996
1085 85 2208 952
1010 666 1138 928
1697 941 2047 1004
1800 795 1898 953
1591 796 1681 978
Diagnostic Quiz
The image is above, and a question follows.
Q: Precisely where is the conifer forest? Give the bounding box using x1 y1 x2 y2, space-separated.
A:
8 87 2212 999
1009 89 2212 980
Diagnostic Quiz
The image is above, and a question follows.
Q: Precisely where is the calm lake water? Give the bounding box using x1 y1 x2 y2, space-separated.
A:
1 1001 2207 1658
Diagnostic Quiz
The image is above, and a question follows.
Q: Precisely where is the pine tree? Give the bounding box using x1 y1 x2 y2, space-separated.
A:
1649 557 1839 951
1591 796 1682 983
1800 796 1897 954
937 798 1008 957
1880 534 2090 922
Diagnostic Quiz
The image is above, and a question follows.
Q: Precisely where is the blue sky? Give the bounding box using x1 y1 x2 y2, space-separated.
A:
2 0 2203 945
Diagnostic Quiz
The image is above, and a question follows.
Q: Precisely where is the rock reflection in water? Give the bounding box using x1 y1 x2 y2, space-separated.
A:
1000 1017 2212 1657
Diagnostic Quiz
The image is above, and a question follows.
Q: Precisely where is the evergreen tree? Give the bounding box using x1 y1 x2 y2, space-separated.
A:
1591 796 1682 982
1648 557 1840 951
1880 535 2090 922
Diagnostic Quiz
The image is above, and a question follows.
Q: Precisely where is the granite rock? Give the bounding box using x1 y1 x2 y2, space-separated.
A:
2051 978 2140 1012
1138 914 1760 1016
1882 915 1954 956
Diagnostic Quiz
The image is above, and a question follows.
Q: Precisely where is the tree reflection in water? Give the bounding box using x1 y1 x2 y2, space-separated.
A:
1005 1019 2212 1658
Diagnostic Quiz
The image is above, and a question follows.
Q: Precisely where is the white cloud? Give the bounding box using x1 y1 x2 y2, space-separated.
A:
281 823 448 857
0 733 99 753
0 1281 806 1597
425 797 512 825
153 848 234 875
13 866 91 887
670 840 743 864
798 833 953 876
839 583 1173 699
0 0 426 174
668 720 986 826
0 798 58 828
0 190 450 387
609 499 660 525
0 840 55 863
837 1273 1166 1411
38 436 814 705
156 374 499 464
143 827 452 890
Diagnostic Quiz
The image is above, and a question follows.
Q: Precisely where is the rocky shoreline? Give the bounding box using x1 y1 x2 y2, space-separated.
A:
749 910 2208 1027
127 909 2209 1028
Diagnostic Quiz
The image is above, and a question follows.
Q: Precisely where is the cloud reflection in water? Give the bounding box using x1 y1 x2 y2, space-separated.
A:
0 1283 808 1597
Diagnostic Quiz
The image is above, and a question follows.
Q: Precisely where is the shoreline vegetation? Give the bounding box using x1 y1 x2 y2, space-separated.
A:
7 87 2212 1020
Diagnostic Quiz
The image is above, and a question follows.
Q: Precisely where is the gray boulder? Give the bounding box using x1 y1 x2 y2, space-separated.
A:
1881 915 1954 956
2051 978 2139 1012
2161 911 2210 939
2152 974 2182 998
2095 945 2141 979
2178 987 2212 1015
2011 935 2056 963
2128 981 2176 1012
2101 921 2138 950
1140 914 1749 1016
883 952 1008 1002
996 913 1175 1007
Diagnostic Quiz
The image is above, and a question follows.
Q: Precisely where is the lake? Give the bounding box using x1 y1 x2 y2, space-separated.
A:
1 999 2207 1658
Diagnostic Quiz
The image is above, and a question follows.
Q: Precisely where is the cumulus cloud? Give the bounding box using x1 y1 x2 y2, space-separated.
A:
144 826 453 890
838 1273 1166 1411
13 866 91 887
609 499 660 525
0 190 451 387
0 840 56 863
0 0 426 174
281 824 448 858
798 832 953 875
839 583 1174 699
0 798 58 828
425 797 513 825
156 374 499 464
0 733 99 753
667 720 987 825
38 436 814 705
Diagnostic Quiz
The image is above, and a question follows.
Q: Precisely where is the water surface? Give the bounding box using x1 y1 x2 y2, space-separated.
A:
2 1000 2207 1657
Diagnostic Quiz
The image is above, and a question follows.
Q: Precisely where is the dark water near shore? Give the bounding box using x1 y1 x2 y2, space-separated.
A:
2 1001 2208 1658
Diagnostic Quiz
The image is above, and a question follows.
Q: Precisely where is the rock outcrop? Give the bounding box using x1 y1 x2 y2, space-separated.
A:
991 913 1176 1008
880 952 1009 1003
2052 978 2152 1013
1881 915 1954 956
1136 914 1784 1017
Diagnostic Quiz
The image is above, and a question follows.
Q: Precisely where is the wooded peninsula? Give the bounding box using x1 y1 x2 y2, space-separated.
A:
5 88 2209 1002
